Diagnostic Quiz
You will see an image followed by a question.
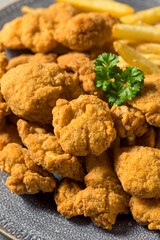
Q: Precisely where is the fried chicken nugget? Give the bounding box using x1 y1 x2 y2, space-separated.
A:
21 12 57 53
111 105 148 138
7 53 57 70
130 197 160 230
1 63 84 124
128 74 160 127
57 52 104 98
21 3 77 53
17 119 85 181
0 143 56 195
54 152 130 230
52 95 116 156
0 17 24 49
0 43 8 79
54 13 117 51
114 146 160 198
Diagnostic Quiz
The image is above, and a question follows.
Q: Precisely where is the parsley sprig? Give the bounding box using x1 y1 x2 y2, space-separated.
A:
95 53 144 106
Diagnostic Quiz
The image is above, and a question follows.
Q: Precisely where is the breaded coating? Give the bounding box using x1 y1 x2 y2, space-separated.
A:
7 53 57 70
21 12 57 53
57 52 90 71
1 63 84 124
0 143 56 195
17 119 85 181
21 3 77 53
45 3 78 23
52 95 116 156
55 152 129 230
0 17 24 49
0 43 8 79
54 13 117 51
114 146 160 198
130 197 160 230
111 105 148 138
0 123 22 150
21 3 77 19
128 74 160 127
58 52 104 98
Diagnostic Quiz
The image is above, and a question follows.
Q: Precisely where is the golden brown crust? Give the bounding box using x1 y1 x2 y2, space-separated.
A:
114 146 160 198
0 143 56 195
54 13 117 51
52 95 116 156
20 3 77 53
111 105 148 138
130 197 160 230
1 63 84 124
21 12 57 53
7 53 57 70
0 18 24 49
54 152 130 230
58 52 104 98
17 119 85 181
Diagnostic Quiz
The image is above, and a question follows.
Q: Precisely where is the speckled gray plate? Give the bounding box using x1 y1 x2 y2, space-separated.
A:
1 0 160 239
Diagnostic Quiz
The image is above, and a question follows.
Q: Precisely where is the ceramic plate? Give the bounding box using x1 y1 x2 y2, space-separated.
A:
0 0 160 239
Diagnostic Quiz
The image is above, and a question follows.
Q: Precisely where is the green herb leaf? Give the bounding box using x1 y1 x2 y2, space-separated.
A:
94 53 144 106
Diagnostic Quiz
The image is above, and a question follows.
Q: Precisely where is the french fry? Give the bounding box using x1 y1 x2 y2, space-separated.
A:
118 56 130 69
112 24 160 43
21 6 43 14
121 7 160 25
136 43 160 54
56 0 134 17
148 59 160 66
141 54 160 66
141 53 160 61
113 40 160 74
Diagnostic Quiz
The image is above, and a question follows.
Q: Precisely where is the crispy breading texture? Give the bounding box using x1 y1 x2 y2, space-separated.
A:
7 53 57 70
54 152 129 230
130 197 160 230
54 13 117 51
52 95 116 156
0 143 56 195
21 3 77 53
1 63 84 124
0 17 24 49
128 74 160 127
114 146 160 198
21 12 57 53
0 43 8 79
111 105 148 138
17 119 85 181
57 52 104 98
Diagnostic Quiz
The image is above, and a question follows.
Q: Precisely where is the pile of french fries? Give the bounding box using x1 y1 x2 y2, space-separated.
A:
112 6 160 74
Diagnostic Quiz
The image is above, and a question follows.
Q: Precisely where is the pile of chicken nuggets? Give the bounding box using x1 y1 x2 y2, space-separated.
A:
0 2 160 232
